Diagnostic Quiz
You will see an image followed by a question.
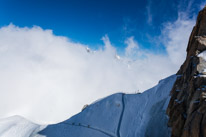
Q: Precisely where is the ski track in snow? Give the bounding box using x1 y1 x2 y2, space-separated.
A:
60 94 126 137
61 93 126 137
117 93 125 137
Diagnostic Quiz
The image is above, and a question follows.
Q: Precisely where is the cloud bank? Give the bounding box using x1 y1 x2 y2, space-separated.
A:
0 16 195 124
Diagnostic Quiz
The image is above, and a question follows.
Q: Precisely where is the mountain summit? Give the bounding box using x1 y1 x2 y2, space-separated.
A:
167 7 206 137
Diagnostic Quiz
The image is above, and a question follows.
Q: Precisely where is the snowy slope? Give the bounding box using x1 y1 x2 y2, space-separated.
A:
38 75 176 137
0 116 44 137
0 75 176 137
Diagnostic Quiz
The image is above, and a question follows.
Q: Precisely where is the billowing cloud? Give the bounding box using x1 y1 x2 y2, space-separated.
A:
160 12 195 66
0 24 180 124
146 0 153 25
125 36 139 56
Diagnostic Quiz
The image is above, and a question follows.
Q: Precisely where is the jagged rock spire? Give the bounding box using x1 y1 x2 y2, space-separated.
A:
167 7 206 137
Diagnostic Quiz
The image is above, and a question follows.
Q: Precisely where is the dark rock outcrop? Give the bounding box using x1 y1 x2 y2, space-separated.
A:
167 6 206 137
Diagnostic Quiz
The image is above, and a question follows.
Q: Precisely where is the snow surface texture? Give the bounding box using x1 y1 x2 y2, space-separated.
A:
0 75 176 137
39 75 176 137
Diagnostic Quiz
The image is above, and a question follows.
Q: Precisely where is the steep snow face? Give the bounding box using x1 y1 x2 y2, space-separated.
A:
121 76 176 137
38 75 176 137
0 75 176 137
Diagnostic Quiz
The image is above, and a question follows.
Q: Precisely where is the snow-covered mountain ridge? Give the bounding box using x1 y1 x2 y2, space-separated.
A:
0 75 176 137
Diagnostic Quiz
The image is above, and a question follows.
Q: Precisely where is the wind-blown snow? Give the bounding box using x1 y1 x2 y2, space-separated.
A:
0 25 178 124
0 75 176 137
161 12 195 66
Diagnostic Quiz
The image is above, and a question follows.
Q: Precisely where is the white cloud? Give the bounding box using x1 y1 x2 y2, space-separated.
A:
125 36 139 56
160 12 195 66
0 24 179 125
0 2 201 124
146 0 153 25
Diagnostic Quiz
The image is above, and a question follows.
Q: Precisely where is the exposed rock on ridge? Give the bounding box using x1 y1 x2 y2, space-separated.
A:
167 6 206 137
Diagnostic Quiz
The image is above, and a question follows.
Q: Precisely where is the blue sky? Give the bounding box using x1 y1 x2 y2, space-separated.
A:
0 0 205 53
0 0 206 122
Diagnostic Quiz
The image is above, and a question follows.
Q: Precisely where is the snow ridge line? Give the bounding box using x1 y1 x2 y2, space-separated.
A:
61 123 116 137
117 93 125 137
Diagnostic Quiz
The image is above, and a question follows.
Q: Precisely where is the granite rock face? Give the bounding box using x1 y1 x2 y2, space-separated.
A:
167 7 206 137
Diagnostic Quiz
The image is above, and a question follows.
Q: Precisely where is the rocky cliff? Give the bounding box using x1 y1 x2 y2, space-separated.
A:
167 6 206 137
